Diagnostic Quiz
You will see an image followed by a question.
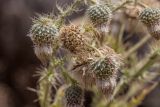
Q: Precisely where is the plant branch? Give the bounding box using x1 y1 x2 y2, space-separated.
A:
38 69 53 107
55 0 82 28
113 0 133 12
123 35 151 59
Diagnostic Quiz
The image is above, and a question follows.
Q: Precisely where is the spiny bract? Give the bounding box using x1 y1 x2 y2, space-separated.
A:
60 25 86 54
64 85 83 107
30 16 58 46
87 4 112 26
139 8 160 26
90 57 116 80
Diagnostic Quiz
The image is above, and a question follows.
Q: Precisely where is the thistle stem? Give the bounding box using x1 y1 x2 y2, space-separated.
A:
123 35 151 59
136 1 149 8
42 81 50 107
113 48 160 98
55 0 82 29
115 23 125 52
86 43 104 57
38 58 62 107
61 66 78 85
39 69 52 107
113 0 133 12
132 50 160 79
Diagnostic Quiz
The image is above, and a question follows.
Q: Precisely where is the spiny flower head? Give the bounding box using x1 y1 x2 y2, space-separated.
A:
139 8 160 26
29 16 58 65
90 56 116 80
64 85 83 107
70 45 122 89
90 55 120 98
60 25 87 54
87 4 112 26
30 16 58 46
87 46 122 98
139 8 160 39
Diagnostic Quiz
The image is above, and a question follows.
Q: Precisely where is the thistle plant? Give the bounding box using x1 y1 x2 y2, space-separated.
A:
27 0 160 107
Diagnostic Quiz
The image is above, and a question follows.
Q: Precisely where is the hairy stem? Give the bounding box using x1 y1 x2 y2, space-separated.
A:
39 69 52 107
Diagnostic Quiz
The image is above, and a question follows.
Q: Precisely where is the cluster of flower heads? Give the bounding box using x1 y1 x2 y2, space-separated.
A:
28 2 160 107
28 3 121 106
59 24 120 90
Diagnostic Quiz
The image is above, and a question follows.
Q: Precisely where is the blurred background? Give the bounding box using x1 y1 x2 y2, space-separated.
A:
0 0 160 107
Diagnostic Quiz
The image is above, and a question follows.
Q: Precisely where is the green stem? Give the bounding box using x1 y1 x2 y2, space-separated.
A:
39 70 52 107
123 35 151 59
61 66 78 85
115 23 125 52
137 1 149 8
113 0 133 12
38 58 61 107
43 81 50 107
85 43 104 57
113 49 160 98
132 50 160 79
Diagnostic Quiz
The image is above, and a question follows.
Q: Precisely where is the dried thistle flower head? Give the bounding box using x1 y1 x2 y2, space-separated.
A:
87 4 112 32
60 25 87 54
64 85 84 107
71 45 122 91
29 16 58 65
139 8 160 40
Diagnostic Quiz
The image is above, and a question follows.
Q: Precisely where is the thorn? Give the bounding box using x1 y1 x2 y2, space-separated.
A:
27 87 37 93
